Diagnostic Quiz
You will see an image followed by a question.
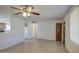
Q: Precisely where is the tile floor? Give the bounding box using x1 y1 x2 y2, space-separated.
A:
0 39 68 53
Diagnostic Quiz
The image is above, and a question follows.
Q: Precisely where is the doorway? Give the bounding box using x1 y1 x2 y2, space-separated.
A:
56 23 62 41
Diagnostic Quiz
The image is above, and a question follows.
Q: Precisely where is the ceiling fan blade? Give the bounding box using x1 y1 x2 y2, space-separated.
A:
32 12 40 15
11 7 21 11
14 12 22 15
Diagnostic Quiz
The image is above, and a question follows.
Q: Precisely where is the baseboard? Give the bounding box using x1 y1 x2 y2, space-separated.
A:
37 38 55 40
24 38 33 40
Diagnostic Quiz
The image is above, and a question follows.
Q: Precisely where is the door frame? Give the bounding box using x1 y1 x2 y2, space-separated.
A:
63 21 65 45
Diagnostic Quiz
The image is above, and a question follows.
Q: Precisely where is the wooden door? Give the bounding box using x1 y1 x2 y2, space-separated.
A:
56 23 62 41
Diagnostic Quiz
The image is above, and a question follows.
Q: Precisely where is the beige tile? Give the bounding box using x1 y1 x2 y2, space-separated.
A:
0 39 68 53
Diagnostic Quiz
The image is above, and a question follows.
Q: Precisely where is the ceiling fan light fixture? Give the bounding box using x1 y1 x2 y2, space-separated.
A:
27 13 31 17
27 6 33 12
23 12 26 17
11 5 40 17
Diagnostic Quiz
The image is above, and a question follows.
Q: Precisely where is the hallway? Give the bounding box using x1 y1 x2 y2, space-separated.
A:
0 39 68 53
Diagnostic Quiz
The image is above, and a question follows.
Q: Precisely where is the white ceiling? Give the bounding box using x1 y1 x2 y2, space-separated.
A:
24 5 72 21
0 5 72 21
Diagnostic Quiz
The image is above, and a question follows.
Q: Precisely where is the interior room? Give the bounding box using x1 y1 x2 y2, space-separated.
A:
0 5 79 53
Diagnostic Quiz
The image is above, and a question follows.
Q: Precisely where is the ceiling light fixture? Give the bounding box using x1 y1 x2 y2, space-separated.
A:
23 12 31 17
27 13 31 17
23 12 27 17
11 5 40 17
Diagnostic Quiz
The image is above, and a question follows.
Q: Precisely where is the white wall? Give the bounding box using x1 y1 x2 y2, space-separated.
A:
64 6 79 52
70 7 79 44
0 16 24 50
37 19 63 40
11 16 24 44
0 6 24 50
24 19 63 40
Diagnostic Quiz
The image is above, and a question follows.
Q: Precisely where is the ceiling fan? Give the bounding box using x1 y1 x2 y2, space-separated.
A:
11 5 40 17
